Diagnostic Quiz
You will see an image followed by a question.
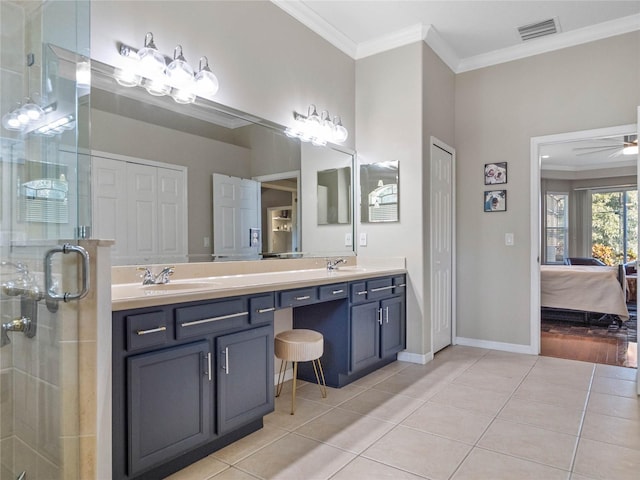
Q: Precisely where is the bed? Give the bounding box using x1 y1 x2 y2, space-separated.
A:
540 265 629 321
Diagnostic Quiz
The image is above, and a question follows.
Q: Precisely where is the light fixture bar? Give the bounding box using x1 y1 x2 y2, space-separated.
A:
286 104 348 145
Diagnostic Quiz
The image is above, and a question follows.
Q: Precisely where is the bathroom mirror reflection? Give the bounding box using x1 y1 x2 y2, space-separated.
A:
317 166 351 225
360 161 399 223
89 58 355 264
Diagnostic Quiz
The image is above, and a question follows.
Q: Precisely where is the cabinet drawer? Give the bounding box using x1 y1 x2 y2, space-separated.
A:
350 282 368 303
319 283 348 301
126 311 168 351
367 277 394 300
249 294 276 324
176 298 248 339
278 287 318 307
392 275 406 294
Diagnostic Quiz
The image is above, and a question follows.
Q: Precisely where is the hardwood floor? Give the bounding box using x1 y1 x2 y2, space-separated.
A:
541 332 623 365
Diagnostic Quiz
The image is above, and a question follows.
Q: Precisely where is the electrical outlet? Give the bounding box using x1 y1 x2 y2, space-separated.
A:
345 233 352 247
359 232 367 247
505 233 514 246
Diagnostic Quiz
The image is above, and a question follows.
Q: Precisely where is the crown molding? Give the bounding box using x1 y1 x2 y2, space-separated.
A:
457 13 640 73
355 23 428 59
423 26 460 72
271 0 357 57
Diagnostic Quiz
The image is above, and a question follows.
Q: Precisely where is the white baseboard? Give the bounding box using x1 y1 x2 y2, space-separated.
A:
273 367 294 386
455 337 537 355
397 351 433 364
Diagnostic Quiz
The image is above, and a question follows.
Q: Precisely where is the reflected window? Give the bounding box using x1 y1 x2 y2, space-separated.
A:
360 161 398 223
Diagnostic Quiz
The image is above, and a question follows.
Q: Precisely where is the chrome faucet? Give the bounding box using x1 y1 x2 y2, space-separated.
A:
326 258 346 271
138 266 175 285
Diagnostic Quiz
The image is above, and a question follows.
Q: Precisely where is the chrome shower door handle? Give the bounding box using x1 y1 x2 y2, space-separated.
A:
44 243 90 302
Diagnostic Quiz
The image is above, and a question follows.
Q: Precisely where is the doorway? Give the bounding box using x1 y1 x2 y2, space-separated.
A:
531 124 638 368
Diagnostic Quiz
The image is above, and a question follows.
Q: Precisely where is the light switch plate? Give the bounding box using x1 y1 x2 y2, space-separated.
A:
359 232 367 247
505 233 514 246
204 237 210 247
345 233 352 246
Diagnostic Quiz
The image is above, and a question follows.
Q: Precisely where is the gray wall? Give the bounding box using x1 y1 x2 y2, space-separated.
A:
455 31 639 346
90 1 355 149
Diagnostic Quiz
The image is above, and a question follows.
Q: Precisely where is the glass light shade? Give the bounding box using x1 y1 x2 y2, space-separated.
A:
194 57 219 97
306 105 321 139
114 67 141 87
144 78 171 96
166 46 195 89
137 33 166 79
16 108 29 125
20 100 44 121
623 145 639 155
311 136 327 147
2 111 23 131
171 88 196 104
332 116 348 143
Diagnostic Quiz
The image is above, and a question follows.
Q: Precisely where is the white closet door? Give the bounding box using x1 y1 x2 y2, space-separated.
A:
213 174 260 259
127 163 158 264
92 156 128 262
157 167 187 263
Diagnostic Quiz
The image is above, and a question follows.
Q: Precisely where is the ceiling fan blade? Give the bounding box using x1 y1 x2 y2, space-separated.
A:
573 145 619 151
575 147 621 156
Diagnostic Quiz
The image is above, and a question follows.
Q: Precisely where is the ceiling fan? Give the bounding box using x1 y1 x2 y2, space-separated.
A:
573 134 638 157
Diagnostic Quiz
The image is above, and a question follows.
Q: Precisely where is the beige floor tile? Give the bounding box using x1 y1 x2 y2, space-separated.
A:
498 397 584 435
535 355 594 373
513 378 589 410
451 448 570 480
210 467 260 480
587 392 640 421
401 401 493 444
464 358 533 380
371 374 445 400
295 382 366 406
569 474 596 480
362 425 471 480
235 433 355 480
482 350 538 365
294 408 395 454
526 366 593 391
478 419 578 470
573 438 640 480
452 368 524 394
330 457 426 480
429 383 511 416
212 425 288 464
591 376 638 398
594 364 637 381
395 361 466 382
337 388 424 423
581 412 640 451
350 367 399 388
163 456 228 480
263 396 332 431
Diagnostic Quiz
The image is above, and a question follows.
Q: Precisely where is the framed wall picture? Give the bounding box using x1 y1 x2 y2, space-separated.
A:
484 162 507 185
484 190 507 212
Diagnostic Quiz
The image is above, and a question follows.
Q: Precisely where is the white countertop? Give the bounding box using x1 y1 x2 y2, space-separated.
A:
112 258 406 311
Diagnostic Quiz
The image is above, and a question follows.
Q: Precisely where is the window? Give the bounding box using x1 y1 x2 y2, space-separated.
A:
545 193 568 264
591 189 638 265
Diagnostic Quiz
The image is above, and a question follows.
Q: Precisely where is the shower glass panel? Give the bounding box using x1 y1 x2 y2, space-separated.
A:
0 1 90 479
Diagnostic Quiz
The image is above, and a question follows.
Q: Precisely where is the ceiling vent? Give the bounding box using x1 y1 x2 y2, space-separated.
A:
517 18 560 41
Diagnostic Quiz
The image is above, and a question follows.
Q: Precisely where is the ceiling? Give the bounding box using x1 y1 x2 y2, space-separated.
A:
273 0 640 72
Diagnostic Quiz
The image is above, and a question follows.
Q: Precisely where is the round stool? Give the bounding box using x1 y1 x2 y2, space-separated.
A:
275 329 327 414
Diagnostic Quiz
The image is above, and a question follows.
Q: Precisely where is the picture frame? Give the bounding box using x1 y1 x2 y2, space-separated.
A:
484 162 507 185
484 190 507 212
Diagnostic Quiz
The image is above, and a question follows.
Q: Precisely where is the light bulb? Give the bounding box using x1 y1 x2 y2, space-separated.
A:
306 104 321 139
2 111 23 131
194 57 219 98
332 116 348 143
20 98 44 121
144 78 171 96
114 67 141 87
171 88 196 104
166 45 195 89
16 108 29 125
137 32 166 80
623 145 639 155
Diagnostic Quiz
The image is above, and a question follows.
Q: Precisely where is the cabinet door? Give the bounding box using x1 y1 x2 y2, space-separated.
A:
380 296 406 358
128 341 211 476
350 302 381 372
217 325 274 434
127 162 158 263
157 167 188 263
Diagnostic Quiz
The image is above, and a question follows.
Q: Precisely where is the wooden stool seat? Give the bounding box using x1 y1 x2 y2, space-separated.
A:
275 329 327 414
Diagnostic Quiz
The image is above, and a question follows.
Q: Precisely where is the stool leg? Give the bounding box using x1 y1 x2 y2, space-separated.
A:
276 359 287 398
291 361 298 415
312 358 327 399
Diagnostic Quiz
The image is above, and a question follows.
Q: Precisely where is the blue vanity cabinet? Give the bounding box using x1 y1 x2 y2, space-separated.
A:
113 293 275 480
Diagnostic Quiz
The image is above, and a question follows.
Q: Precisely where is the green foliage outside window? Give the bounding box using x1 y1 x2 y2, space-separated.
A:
591 191 638 265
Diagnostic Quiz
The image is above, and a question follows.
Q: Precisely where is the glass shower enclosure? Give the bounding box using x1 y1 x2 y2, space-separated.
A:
0 1 90 478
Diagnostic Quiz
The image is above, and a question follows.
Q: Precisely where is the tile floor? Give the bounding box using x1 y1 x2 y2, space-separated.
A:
165 346 639 480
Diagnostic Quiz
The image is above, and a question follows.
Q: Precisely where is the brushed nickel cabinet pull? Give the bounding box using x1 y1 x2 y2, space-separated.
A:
396 283 407 288
181 311 248 328
257 307 276 313
370 285 395 293
136 326 167 336
356 290 368 295
294 295 311 301
332 289 344 294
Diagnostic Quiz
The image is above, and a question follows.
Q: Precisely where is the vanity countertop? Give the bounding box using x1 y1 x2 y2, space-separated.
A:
112 258 406 311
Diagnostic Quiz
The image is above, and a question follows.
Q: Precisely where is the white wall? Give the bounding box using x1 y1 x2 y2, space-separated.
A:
455 32 639 347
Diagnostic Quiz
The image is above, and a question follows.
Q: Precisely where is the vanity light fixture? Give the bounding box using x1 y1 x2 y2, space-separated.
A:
115 32 219 105
1 54 45 133
284 104 349 145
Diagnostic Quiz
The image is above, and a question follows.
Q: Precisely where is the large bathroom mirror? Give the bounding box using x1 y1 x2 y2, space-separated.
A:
360 160 399 223
89 59 355 264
